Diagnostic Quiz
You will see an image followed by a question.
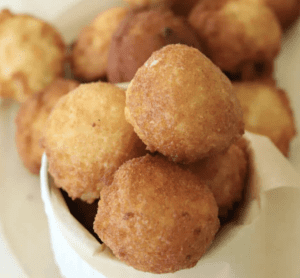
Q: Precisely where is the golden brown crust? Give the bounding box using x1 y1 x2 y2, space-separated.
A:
15 78 79 174
0 10 66 102
182 138 249 217
42 82 146 203
188 0 282 79
94 154 220 273
107 7 202 83
71 7 129 81
0 9 13 23
233 81 297 156
125 44 244 163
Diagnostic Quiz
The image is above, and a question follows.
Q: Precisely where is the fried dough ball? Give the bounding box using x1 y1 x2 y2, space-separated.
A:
94 154 220 274
248 0 300 29
0 8 12 22
182 138 248 218
71 7 129 82
122 0 173 8
233 82 296 156
41 82 146 203
125 44 244 163
107 8 202 83
15 78 79 175
0 9 65 102
264 0 300 29
188 0 282 81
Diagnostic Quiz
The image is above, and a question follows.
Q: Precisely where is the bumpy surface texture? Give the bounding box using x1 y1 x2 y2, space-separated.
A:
94 154 220 273
182 138 249 217
42 82 146 203
125 44 244 163
15 78 79 174
0 9 65 102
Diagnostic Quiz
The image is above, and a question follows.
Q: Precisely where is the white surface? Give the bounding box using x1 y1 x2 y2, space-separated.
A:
0 0 300 277
0 222 27 278
1 0 82 22
0 100 62 277
40 158 106 278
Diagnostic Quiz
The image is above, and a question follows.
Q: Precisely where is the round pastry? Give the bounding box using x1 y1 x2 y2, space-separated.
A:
107 7 202 83
15 78 79 175
264 0 300 29
249 0 300 29
41 82 146 203
71 6 129 82
233 81 296 156
188 0 282 81
125 44 244 163
94 154 220 273
0 8 12 22
0 9 65 102
122 0 173 8
182 138 249 218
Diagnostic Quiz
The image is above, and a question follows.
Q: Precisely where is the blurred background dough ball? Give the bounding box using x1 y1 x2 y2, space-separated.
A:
122 0 173 8
188 0 282 82
15 78 79 175
41 82 146 203
233 82 296 156
182 138 249 218
264 0 300 29
0 8 13 22
171 0 200 16
71 7 129 82
107 7 202 83
0 9 66 102
94 154 220 274
125 44 244 163
248 0 300 29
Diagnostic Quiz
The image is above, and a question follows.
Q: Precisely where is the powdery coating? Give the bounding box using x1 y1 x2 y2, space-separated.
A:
71 7 129 81
0 9 65 102
234 82 296 157
181 138 248 217
107 8 202 83
15 78 79 175
94 154 220 274
41 82 146 203
125 44 244 163
188 0 282 80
